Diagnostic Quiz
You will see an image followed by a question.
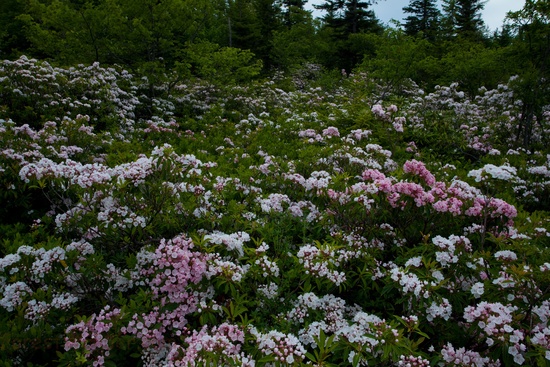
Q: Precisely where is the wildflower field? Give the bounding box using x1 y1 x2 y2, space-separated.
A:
1 56 550 366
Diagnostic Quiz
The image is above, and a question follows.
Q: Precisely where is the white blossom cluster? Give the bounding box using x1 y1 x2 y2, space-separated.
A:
250 328 306 365
297 244 346 286
468 163 518 182
204 231 251 257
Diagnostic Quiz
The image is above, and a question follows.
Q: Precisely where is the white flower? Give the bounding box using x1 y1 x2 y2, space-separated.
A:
470 282 484 298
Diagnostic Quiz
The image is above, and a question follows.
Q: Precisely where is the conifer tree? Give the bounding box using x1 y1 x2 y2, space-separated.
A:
316 0 380 38
402 0 440 39
229 0 261 50
456 0 486 36
253 0 282 67
442 0 486 39
281 0 308 27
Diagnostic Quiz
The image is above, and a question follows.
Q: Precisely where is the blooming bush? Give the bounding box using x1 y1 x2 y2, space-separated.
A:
1 57 550 366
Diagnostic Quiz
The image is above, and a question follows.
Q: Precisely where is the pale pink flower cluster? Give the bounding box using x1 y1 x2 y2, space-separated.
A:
348 128 372 141
432 235 471 268
322 126 340 137
397 354 430 367
494 250 518 262
207 257 250 283
250 328 306 364
166 323 253 367
463 302 526 364
254 253 280 278
258 193 321 222
137 235 208 304
425 298 452 321
470 282 485 298
371 104 404 132
530 325 550 360
297 244 346 286
258 193 290 213
0 281 33 312
65 306 122 367
389 267 430 299
0 243 92 319
298 128 323 143
258 282 279 299
440 343 500 367
337 311 399 352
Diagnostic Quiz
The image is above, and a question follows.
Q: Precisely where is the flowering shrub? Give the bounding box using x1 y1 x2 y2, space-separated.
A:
0 57 550 366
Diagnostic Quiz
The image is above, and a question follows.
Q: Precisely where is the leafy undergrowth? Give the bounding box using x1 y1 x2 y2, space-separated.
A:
1 56 550 366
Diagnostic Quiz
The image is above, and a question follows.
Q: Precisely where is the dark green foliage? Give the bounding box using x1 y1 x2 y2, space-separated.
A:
0 0 30 58
506 0 550 149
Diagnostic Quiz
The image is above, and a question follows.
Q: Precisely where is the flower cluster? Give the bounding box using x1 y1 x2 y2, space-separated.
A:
65 306 122 367
297 244 346 286
166 324 254 367
463 302 526 364
250 328 306 364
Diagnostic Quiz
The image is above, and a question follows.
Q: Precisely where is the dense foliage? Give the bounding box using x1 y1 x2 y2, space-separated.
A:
1 52 550 366
1 0 550 366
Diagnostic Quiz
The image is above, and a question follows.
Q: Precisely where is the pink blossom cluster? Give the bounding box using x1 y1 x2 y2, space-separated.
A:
298 128 323 143
440 343 500 367
138 235 208 305
397 354 430 367
65 306 122 367
403 160 436 186
166 323 253 367
463 302 526 364
322 126 340 137
371 104 404 132
360 165 518 225
122 304 192 351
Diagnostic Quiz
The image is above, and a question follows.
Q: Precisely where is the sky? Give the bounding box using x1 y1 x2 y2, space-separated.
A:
304 0 526 32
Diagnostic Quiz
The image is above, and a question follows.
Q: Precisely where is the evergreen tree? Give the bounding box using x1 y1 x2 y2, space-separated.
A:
281 0 308 27
442 0 486 39
456 0 486 36
253 0 282 68
229 0 260 50
441 0 458 37
315 0 381 71
316 0 380 38
402 0 440 39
